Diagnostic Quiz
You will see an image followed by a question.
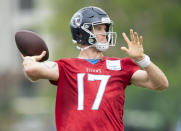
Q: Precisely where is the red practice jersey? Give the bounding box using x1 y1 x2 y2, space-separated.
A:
50 56 140 131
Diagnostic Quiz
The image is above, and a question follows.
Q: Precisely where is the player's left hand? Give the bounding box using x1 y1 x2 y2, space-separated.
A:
121 29 144 61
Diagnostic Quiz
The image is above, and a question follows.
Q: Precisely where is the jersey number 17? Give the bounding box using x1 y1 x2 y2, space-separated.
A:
77 73 110 110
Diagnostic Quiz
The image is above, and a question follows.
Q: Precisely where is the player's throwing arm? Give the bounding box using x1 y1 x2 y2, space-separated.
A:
21 51 59 82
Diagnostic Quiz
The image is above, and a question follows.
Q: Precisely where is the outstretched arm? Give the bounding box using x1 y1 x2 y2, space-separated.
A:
22 51 59 81
121 29 168 91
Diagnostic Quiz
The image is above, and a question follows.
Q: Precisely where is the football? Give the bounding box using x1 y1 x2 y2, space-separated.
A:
15 30 49 62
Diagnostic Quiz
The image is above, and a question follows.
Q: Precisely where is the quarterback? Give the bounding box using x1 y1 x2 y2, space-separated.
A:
22 6 168 131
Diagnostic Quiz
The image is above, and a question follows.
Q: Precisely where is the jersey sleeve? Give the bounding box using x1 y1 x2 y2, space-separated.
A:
122 57 140 85
49 60 63 86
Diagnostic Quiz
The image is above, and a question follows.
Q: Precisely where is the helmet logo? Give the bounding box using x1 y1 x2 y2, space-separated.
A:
71 13 82 27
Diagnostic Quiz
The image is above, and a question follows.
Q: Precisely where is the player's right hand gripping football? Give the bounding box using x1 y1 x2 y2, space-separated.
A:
21 51 59 82
21 51 46 81
21 51 46 65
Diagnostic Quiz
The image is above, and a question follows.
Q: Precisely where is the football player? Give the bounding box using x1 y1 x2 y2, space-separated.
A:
22 6 168 131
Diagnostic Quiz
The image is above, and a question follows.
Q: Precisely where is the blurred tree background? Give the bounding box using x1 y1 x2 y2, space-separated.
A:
0 0 180 130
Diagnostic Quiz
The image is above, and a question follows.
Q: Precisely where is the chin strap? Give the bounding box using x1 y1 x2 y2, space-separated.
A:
76 45 93 51
76 42 109 52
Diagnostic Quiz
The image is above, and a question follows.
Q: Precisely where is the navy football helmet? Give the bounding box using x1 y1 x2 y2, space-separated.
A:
70 6 117 51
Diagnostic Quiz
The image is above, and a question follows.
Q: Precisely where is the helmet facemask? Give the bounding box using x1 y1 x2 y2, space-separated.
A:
81 20 117 52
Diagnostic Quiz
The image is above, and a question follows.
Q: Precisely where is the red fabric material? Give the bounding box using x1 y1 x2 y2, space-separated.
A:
49 56 140 131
